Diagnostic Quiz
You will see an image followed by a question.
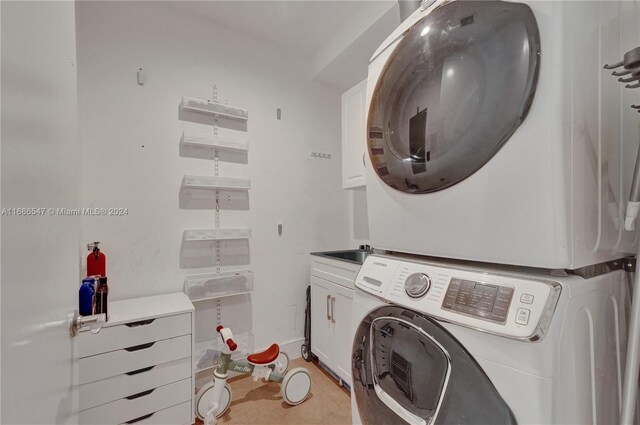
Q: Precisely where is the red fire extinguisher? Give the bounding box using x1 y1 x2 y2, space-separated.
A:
87 241 106 277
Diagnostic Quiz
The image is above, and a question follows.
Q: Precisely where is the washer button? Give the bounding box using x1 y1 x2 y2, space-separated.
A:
515 308 530 325
520 294 534 304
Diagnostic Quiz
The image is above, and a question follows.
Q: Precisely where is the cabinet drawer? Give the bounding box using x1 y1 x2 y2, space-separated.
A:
79 378 192 425
80 357 192 411
79 335 191 384
120 401 192 425
78 313 191 358
77 313 191 358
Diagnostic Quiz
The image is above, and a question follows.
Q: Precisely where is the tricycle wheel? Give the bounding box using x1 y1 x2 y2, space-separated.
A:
281 367 311 405
273 351 289 375
195 381 232 421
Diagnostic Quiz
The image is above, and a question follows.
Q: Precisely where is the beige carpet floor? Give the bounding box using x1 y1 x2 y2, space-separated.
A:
197 358 352 425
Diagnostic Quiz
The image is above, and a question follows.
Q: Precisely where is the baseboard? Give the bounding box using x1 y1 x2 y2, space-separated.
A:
317 361 351 392
277 337 305 360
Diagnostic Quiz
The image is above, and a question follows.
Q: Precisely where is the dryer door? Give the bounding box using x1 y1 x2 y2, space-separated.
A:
352 306 517 425
368 1 540 194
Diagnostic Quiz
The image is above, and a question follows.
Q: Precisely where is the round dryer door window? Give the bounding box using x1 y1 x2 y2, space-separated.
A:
368 1 540 193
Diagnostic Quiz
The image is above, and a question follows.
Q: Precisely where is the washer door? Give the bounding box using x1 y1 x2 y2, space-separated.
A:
352 306 517 425
368 1 540 193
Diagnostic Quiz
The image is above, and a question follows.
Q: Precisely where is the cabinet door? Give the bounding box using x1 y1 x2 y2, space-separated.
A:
332 283 354 386
342 79 367 189
310 276 333 365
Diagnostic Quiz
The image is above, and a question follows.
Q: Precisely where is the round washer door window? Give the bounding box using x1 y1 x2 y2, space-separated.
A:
368 1 540 193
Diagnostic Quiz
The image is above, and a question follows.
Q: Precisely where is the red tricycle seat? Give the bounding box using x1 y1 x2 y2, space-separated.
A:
248 343 280 365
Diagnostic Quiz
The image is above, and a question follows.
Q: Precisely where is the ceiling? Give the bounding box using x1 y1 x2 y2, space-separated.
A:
166 0 401 89
168 1 383 57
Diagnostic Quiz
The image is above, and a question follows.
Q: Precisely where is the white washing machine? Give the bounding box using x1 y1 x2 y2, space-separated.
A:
351 254 630 424
365 0 640 269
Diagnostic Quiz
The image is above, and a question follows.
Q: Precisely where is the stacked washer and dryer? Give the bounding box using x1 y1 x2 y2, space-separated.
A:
351 1 640 424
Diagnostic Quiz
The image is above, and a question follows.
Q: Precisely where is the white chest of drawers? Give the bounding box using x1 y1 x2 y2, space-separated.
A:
77 293 195 425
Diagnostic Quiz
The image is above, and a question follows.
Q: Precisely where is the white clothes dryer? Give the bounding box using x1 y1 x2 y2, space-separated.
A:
351 254 630 424
365 0 640 269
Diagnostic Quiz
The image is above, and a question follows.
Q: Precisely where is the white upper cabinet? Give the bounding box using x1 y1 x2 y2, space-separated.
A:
342 79 367 189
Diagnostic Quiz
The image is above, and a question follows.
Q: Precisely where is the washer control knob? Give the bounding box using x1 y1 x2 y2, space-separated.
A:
405 273 431 298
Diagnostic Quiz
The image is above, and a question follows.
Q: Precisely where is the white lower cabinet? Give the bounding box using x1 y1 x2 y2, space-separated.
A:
77 293 195 425
332 283 354 382
310 276 333 366
310 275 353 387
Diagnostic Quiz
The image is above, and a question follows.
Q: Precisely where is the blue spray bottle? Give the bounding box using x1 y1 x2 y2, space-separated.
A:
79 278 95 316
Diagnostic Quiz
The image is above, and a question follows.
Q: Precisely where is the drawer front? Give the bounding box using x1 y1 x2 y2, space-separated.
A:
80 357 192 411
80 378 192 425
78 313 191 358
79 335 191 385
120 401 192 425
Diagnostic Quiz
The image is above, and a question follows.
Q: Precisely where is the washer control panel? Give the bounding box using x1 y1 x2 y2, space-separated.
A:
355 255 561 340
442 278 513 324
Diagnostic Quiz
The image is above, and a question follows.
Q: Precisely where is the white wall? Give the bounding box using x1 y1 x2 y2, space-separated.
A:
312 1 399 90
1 1 80 423
75 1 351 351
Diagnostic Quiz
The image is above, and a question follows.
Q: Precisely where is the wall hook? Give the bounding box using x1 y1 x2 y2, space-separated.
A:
137 67 146 85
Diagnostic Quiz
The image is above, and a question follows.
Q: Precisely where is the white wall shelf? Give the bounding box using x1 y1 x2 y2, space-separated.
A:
180 176 251 210
179 89 253 386
180 97 248 121
182 228 251 243
179 132 248 163
180 230 250 268
184 271 253 302
194 331 254 373
181 175 250 192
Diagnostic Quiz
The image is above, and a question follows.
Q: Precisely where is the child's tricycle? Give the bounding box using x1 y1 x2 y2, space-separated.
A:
195 325 312 425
